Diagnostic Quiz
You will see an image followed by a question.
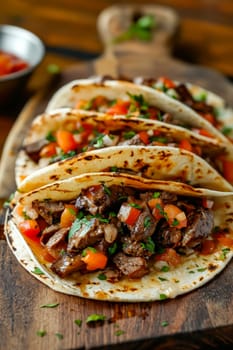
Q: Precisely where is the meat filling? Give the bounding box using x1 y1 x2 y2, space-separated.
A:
26 185 215 280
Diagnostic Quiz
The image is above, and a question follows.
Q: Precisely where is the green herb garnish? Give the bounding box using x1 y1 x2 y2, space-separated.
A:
36 330 47 337
55 333 64 340
159 293 168 300
74 319 82 327
40 302 59 308
86 314 106 323
161 321 169 327
98 273 107 280
32 267 45 275
141 237 155 253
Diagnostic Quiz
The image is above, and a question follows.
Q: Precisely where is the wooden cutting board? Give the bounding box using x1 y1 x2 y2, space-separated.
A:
1 5 233 350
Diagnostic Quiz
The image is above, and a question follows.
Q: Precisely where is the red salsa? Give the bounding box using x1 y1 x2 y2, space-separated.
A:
0 50 29 76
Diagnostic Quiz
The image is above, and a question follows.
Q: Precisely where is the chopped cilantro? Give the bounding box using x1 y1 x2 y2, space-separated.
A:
161 321 169 327
221 126 233 136
172 218 179 227
82 246 97 257
158 276 168 281
141 237 155 253
46 131 56 142
159 293 168 300
32 267 45 275
103 184 111 196
153 192 160 198
128 202 142 209
40 302 59 308
219 247 230 260
144 216 151 228
115 329 126 336
98 273 107 280
108 242 118 255
160 265 169 272
86 314 106 323
197 267 206 272
74 319 82 327
68 216 94 239
123 130 136 139
110 166 118 172
55 332 63 340
36 330 47 337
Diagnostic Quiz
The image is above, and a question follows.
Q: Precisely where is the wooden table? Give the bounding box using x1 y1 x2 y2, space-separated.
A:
1 1 233 349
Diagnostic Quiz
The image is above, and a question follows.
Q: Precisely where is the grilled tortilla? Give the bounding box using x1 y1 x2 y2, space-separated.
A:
6 172 233 302
135 76 233 141
45 78 232 146
15 109 233 191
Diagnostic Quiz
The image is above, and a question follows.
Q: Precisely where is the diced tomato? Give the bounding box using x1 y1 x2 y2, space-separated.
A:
60 204 78 228
107 101 130 115
155 248 181 266
178 139 193 152
221 159 233 183
202 198 214 209
81 248 108 271
39 142 58 158
158 76 176 89
19 219 40 241
56 130 78 153
201 113 216 125
163 204 187 229
148 107 160 119
194 128 214 138
139 131 150 145
215 233 233 248
148 198 164 220
200 239 216 255
125 207 141 226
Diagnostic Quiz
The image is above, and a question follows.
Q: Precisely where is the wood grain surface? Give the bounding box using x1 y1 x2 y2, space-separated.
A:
1 57 233 350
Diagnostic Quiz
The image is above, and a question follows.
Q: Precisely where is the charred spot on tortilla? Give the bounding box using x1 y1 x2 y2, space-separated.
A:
65 168 73 175
50 174 59 181
207 263 218 272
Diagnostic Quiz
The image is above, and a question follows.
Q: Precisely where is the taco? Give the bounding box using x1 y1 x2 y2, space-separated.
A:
135 76 233 141
6 172 233 301
45 78 232 146
15 109 233 190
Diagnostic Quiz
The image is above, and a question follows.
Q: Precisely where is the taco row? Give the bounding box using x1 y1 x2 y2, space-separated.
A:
5 77 233 302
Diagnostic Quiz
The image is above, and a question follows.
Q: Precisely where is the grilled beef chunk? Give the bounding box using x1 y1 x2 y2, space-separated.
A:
23 139 49 163
32 200 64 225
51 253 85 277
113 252 149 278
175 84 214 114
155 207 214 249
155 221 182 248
121 236 153 258
67 218 104 253
75 185 135 215
182 208 214 248
44 227 69 259
40 224 61 245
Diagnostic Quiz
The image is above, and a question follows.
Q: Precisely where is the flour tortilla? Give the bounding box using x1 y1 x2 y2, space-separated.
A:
15 110 232 192
6 172 233 302
45 78 232 146
134 77 233 141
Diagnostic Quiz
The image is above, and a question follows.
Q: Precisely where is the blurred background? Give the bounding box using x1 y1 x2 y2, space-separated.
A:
1 0 232 85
